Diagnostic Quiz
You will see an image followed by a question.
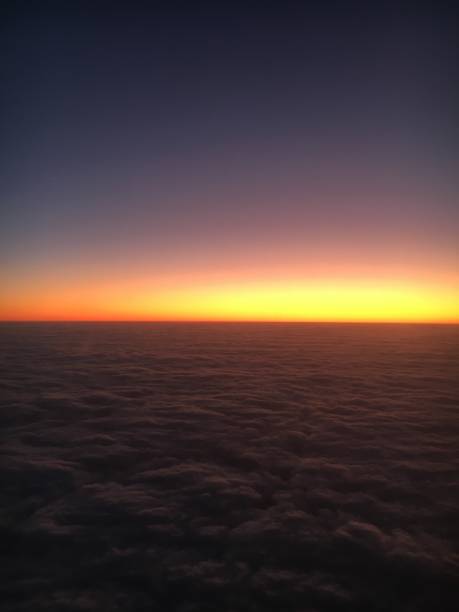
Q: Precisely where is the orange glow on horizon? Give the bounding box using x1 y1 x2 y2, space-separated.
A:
1 277 458 323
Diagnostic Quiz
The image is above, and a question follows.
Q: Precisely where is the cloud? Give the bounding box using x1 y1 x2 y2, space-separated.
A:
1 323 458 611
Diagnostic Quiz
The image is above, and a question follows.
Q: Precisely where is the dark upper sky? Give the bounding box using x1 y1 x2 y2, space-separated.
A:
1 1 458 320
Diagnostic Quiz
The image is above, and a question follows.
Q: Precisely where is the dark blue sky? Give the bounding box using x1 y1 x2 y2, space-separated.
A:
1 1 457 319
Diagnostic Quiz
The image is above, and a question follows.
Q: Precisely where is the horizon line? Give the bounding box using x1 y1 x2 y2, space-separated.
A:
1 319 458 325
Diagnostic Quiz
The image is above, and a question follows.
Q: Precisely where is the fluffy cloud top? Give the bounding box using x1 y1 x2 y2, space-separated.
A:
1 323 458 611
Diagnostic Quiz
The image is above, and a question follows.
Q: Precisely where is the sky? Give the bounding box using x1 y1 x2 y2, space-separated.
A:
1 1 458 321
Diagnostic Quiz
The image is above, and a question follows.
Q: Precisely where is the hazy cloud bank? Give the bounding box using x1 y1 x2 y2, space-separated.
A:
1 323 458 611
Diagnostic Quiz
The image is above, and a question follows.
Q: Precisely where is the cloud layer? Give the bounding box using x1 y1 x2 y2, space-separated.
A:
1 323 458 611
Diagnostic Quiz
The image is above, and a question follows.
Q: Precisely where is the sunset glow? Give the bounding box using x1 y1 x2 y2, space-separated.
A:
2 276 458 322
